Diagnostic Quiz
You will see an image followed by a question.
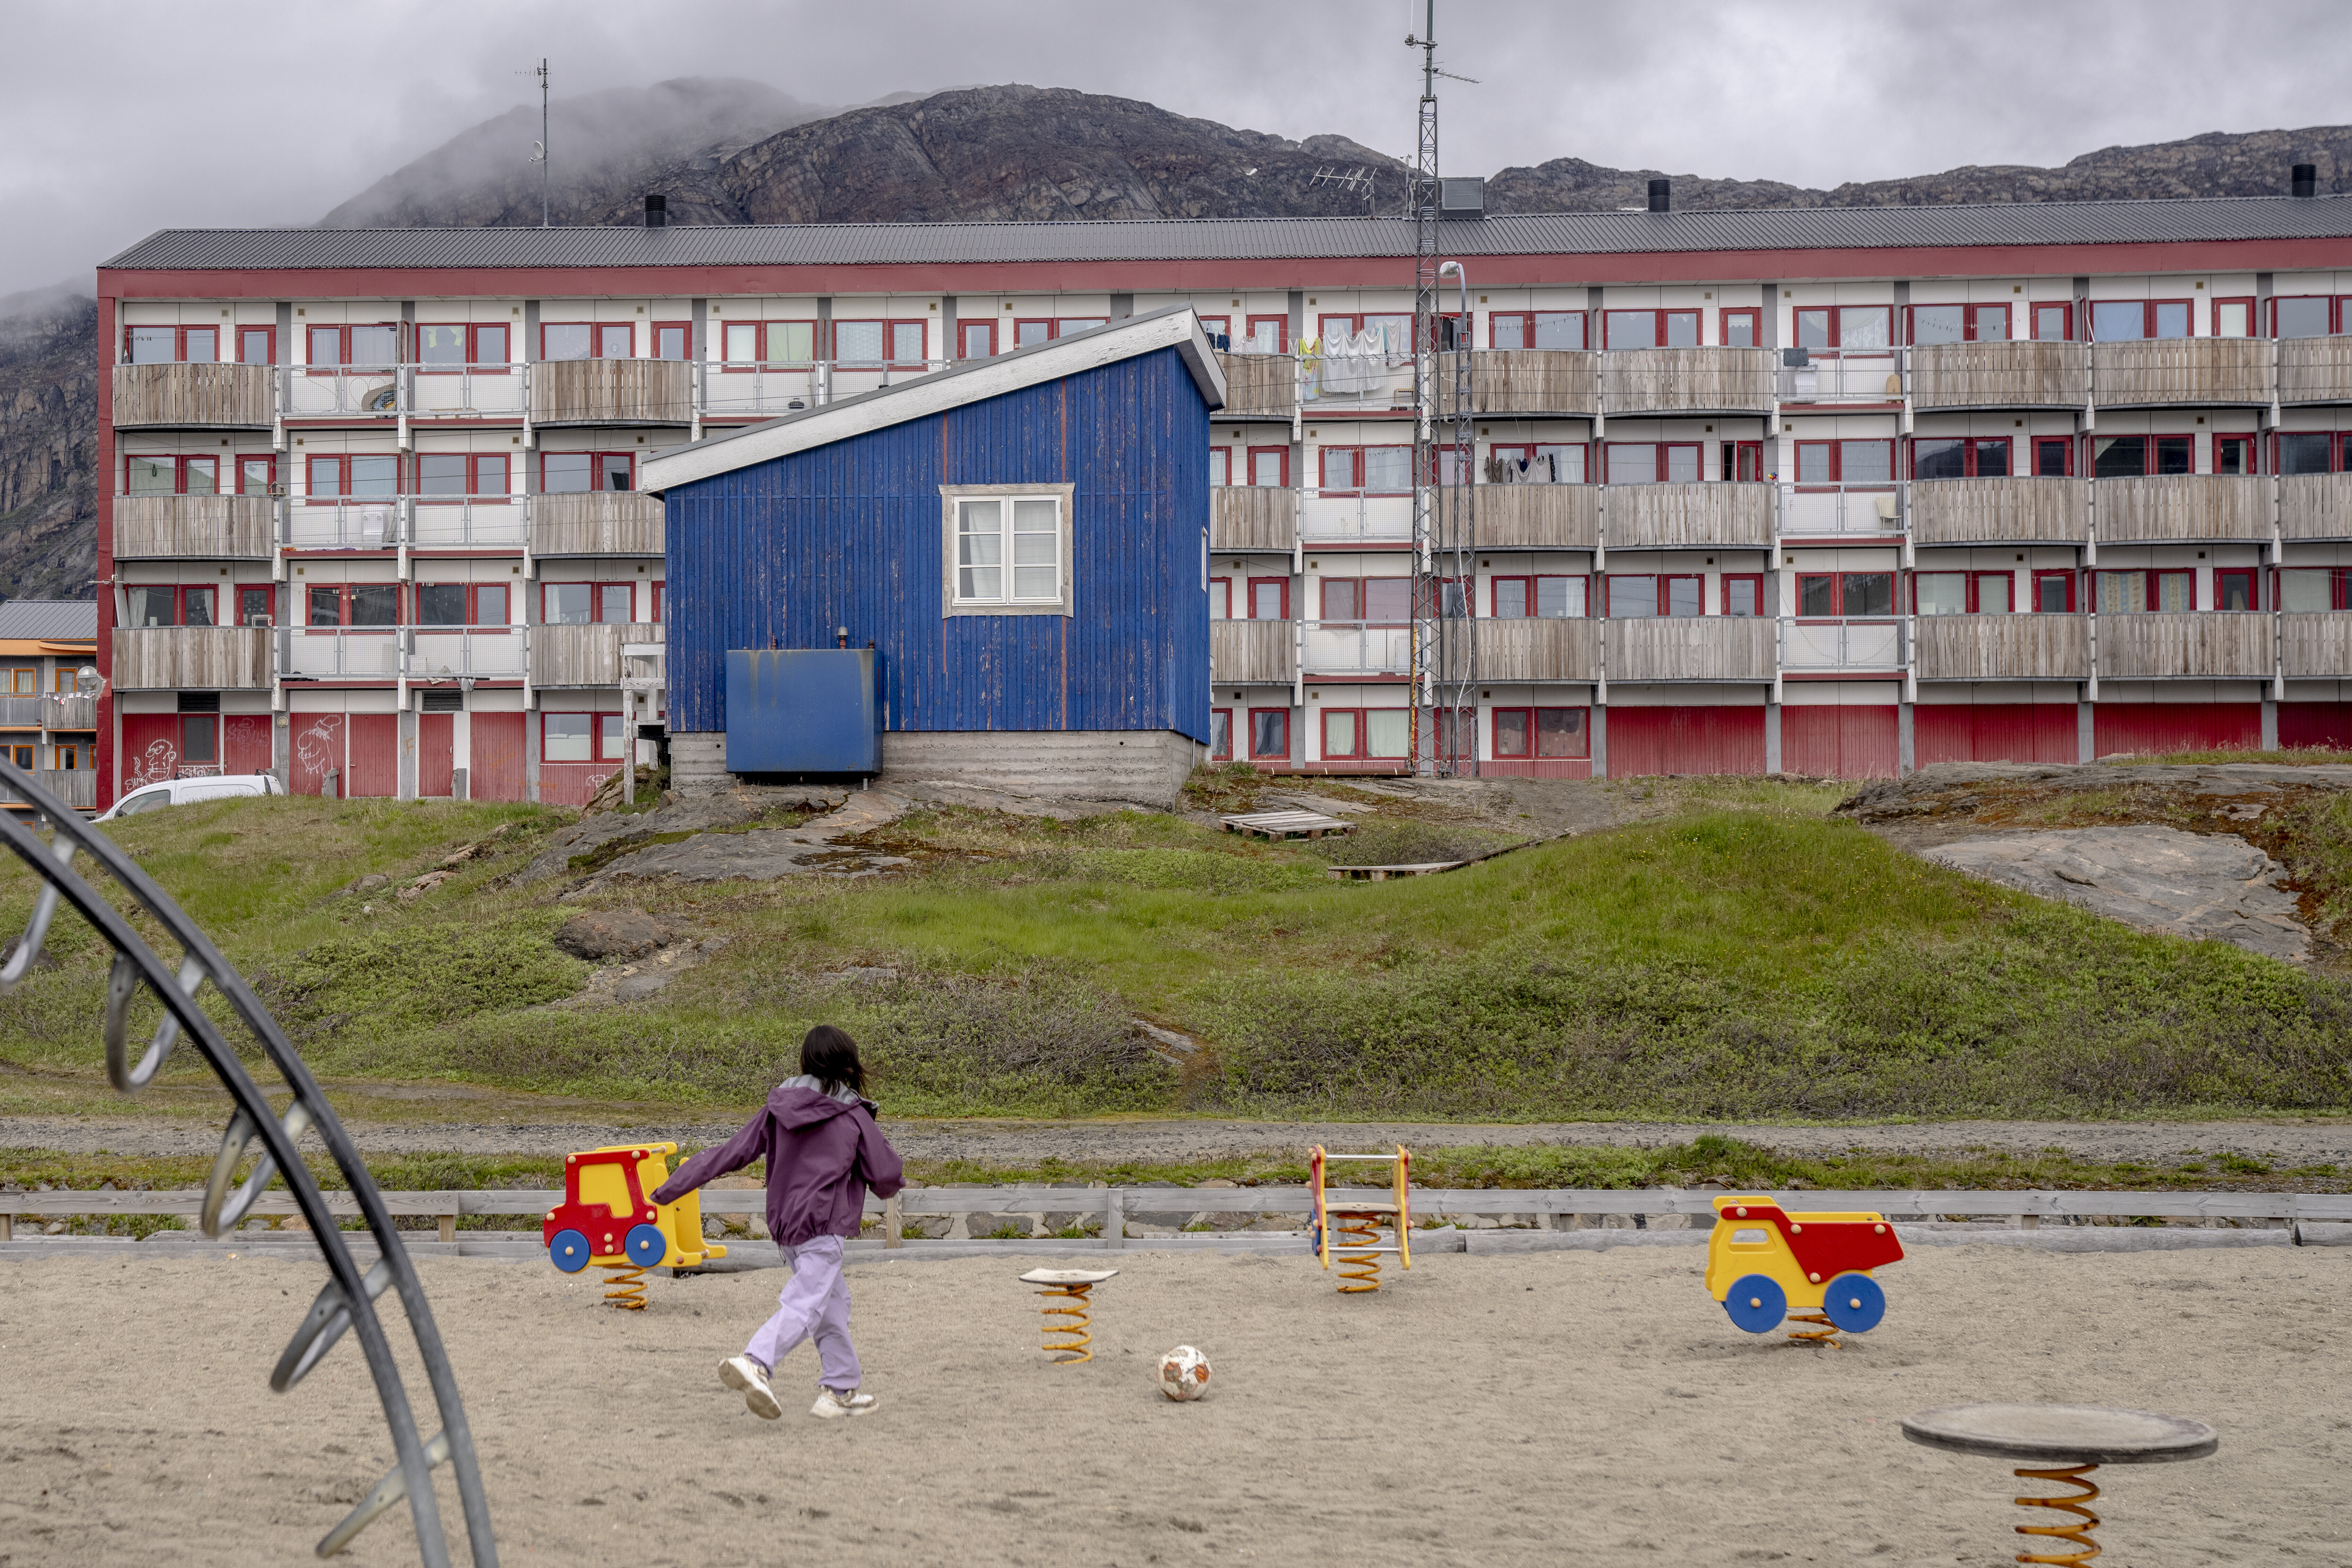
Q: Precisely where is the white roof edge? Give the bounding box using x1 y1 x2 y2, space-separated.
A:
644 306 1224 495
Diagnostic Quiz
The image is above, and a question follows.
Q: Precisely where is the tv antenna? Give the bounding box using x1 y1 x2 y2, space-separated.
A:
518 60 550 226
1309 165 1378 215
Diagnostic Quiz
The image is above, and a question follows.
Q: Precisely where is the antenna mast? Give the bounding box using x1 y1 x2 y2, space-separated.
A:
535 60 550 226
1405 3 1476 777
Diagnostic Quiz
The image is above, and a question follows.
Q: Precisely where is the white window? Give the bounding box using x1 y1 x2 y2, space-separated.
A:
940 485 1074 617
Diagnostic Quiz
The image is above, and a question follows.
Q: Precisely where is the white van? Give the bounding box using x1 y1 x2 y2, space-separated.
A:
95 773 287 822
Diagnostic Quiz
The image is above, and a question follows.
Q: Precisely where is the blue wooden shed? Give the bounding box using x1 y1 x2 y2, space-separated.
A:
643 306 1224 805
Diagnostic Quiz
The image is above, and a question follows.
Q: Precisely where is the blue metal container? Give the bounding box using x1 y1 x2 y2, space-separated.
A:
724 648 880 774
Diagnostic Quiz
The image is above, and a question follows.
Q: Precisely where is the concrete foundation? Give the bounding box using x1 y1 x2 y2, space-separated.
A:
669 732 731 795
882 729 1204 808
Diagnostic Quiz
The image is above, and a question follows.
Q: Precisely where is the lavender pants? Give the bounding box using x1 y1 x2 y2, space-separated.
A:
744 1234 860 1391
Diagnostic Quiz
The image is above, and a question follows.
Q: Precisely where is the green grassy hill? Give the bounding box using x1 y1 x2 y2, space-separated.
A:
1 779 2345 1122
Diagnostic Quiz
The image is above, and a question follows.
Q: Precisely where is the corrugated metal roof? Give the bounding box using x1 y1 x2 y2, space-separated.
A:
0 601 97 641
99 195 2352 273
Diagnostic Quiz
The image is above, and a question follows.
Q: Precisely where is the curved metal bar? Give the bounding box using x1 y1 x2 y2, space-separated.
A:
203 1100 316 1237
274 1260 392 1393
106 950 200 1091
0 768 498 1567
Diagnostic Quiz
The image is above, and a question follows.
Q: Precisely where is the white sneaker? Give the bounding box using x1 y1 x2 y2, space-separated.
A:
720 1355 782 1420
810 1387 876 1419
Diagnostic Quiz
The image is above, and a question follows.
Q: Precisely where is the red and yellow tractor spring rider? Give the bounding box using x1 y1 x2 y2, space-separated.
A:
542 1142 726 1308
1705 1193 1904 1345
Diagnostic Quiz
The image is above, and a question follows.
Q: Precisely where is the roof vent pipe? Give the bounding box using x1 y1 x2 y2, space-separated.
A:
1647 178 1671 213
2292 164 2317 199
645 193 668 227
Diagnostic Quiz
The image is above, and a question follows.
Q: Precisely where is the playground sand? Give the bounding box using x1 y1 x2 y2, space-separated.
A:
0 1242 2341 1566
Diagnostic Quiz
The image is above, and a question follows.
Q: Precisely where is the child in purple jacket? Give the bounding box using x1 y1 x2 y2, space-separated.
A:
652 1025 905 1421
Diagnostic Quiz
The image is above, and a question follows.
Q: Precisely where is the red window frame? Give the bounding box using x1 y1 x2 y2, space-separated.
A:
2277 566 2352 610
1603 442 1703 484
1316 706 1412 761
2029 302 2074 343
2091 432 2196 480
1904 303 2012 343
718 320 818 367
121 454 224 495
1487 310 1588 351
540 581 638 626
2032 437 2076 477
1246 445 1290 488
228 584 275 627
1317 310 1424 351
1488 574 1590 619
1719 308 1761 348
121 324 221 364
2031 570 2077 614
649 321 690 361
1246 576 1289 621
1487 441 1590 485
1209 576 1232 618
651 582 663 624
2214 567 2260 612
1909 436 2014 479
1209 448 1232 487
2087 300 2195 342
1793 439 1896 488
539 451 635 494
1600 308 1701 350
233 454 277 497
1606 573 1707 617
301 583 403 628
1911 570 2018 615
305 323 404 367
833 319 929 369
539 322 634 360
1247 707 1290 761
2213 434 2258 475
1721 573 1766 617
1194 315 1230 344
1491 706 1591 761
2092 569 2195 613
1793 305 1893 353
1721 439 1765 481
1210 708 1233 761
2209 297 2257 340
412 452 512 499
540 710 631 765
303 453 404 502
2271 296 2338 338
236 325 277 366
1320 576 1411 624
1795 572 1897 619
415 322 511 370
121 583 228 628
1318 444 1414 494
412 582 512 627
957 320 998 360
1242 315 1289 353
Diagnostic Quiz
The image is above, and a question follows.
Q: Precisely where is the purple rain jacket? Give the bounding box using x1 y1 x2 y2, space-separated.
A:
651 1078 905 1248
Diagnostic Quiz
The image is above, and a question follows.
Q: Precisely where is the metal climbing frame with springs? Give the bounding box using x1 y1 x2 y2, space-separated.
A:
0 758 496 1566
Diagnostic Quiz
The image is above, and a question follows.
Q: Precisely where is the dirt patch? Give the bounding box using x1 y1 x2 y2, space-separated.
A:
0 1245 2338 1565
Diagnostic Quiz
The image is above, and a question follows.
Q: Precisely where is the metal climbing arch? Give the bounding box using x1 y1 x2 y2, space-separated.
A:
0 759 497 1565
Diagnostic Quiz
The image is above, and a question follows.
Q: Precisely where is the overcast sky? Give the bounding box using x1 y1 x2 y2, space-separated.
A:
4 0 2349 298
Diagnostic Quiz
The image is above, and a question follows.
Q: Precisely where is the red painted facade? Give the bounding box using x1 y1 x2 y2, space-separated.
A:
2091 702 2262 756
469 713 527 803
1913 704 2080 766
417 713 454 797
2279 702 2352 751
1781 705 1900 779
345 714 399 798
1606 707 1767 777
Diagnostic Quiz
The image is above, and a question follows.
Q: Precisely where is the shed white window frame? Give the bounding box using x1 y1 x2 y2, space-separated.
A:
939 482 1075 618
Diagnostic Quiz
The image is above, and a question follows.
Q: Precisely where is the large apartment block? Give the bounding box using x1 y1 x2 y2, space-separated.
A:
93 181 2352 806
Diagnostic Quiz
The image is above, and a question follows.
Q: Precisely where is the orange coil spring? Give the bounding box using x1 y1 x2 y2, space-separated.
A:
1784 1310 1842 1347
1036 1281 1096 1364
2012 1464 2101 1566
1333 1211 1384 1293
599 1261 648 1311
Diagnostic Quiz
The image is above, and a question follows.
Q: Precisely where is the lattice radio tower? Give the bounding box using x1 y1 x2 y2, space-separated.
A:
1407 2 1478 776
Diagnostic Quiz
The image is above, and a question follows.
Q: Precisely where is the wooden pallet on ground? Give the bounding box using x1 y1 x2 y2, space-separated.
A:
1325 861 1464 881
1221 809 1355 840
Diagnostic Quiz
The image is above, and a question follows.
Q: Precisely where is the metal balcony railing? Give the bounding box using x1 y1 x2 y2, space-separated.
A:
275 627 529 682
1778 483 1904 538
408 497 527 549
282 499 403 550
407 366 529 417
1777 348 1905 403
1778 616 1911 674
1297 488 1418 546
284 365 405 419
1298 620 1417 677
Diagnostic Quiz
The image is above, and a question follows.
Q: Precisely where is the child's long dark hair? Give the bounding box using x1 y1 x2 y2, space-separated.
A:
801 1024 865 1098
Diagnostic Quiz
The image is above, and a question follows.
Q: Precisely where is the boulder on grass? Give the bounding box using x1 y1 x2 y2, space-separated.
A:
552 910 675 961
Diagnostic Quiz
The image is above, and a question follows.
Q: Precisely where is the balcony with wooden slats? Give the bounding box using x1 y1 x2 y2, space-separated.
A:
1210 619 1295 684
1476 485 1599 549
111 495 274 559
2091 337 2275 408
1914 614 2091 681
1908 341 2091 410
111 364 273 429
2280 472 2352 540
1604 482 1772 549
45 694 97 730
1600 348 1776 415
1209 487 1295 551
2280 612 2352 678
1439 351 1600 417
111 627 272 689
2277 336 2352 405
2094 474 2272 543
529 623 660 687
1478 618 1599 682
528 493 665 556
1211 353 1297 419
1604 616 1774 682
530 361 693 426
1909 477 2090 545
2094 612 2274 680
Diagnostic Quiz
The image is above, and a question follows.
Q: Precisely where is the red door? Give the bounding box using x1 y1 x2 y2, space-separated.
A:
223 714 272 776
289 713 346 797
119 714 181 791
346 714 398 798
1605 707 1767 777
1782 704 1900 779
418 713 454 797
471 712 526 802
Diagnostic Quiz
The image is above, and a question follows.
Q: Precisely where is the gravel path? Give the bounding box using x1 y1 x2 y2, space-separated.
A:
7 1114 2348 1166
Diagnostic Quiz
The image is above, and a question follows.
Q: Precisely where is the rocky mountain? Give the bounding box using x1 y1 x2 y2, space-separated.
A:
9 81 2351 603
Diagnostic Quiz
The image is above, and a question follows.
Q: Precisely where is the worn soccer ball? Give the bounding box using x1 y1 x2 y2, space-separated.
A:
1154 1344 1211 1402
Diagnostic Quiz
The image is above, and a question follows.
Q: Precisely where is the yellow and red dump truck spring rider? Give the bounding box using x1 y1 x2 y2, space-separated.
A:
1705 1193 1904 1337
543 1143 727 1277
